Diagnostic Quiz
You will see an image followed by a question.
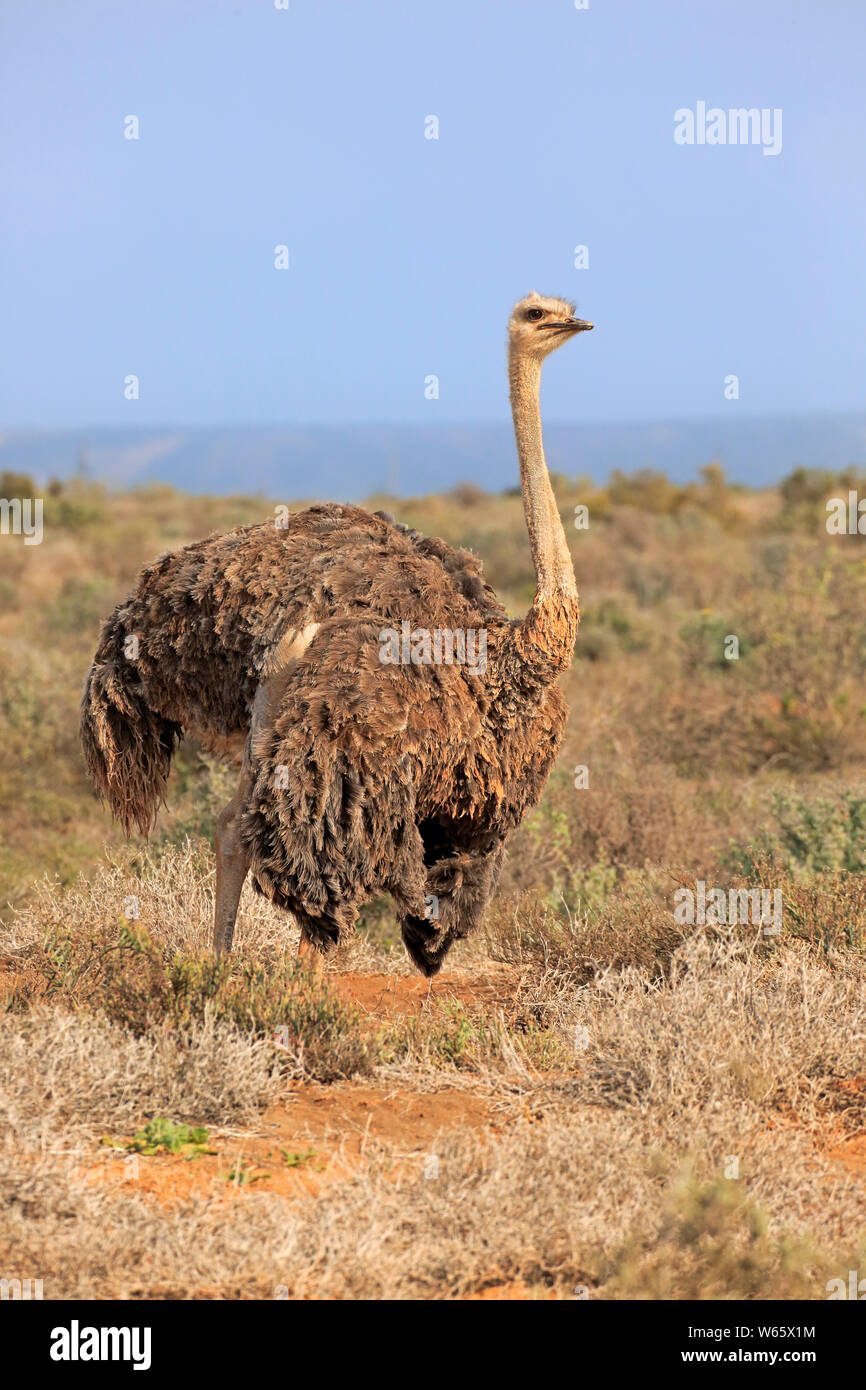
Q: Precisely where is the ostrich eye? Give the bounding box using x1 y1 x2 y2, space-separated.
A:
527 308 544 321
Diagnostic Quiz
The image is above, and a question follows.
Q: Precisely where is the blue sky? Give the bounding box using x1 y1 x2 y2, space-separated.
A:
1 0 864 428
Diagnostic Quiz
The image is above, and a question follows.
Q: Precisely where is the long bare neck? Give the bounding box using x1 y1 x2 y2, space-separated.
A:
508 348 579 673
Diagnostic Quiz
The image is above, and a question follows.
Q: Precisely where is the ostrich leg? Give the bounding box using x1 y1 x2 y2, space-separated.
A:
297 930 324 977
214 775 322 970
213 780 250 954
215 630 321 959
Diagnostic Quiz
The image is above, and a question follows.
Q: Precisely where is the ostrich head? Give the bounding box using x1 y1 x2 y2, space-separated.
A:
508 291 593 359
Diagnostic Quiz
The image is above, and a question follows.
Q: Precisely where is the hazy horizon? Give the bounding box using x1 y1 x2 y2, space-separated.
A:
7 404 866 434
5 408 865 499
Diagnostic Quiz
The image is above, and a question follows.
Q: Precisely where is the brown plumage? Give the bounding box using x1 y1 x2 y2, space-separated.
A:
240 607 572 974
80 293 593 973
80 505 503 835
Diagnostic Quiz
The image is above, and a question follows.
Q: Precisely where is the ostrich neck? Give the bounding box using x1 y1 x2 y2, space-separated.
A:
508 350 579 673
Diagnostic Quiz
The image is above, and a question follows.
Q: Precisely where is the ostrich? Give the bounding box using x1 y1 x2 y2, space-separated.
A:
81 293 592 970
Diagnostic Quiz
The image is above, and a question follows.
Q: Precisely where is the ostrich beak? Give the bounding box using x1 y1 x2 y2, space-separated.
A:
556 317 593 333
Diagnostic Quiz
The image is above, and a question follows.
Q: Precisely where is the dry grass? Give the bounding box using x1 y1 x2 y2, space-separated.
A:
0 1009 281 1134
3 851 377 1086
2 466 866 1299
1 847 864 1298
3 1111 860 1301
1 933 863 1299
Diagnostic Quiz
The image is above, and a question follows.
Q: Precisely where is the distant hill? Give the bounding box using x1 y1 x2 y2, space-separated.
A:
2 413 865 498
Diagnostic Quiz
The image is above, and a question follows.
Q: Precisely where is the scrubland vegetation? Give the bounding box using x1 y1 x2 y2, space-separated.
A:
1 462 865 1299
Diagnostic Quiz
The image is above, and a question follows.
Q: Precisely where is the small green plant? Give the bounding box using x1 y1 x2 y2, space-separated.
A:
523 778 619 914
382 998 490 1071
433 1000 477 1065
280 1148 323 1170
128 1118 215 1158
382 995 564 1074
226 1159 268 1186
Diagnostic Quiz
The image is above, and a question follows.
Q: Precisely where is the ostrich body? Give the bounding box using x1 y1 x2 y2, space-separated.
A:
80 293 592 971
82 504 503 823
238 599 572 975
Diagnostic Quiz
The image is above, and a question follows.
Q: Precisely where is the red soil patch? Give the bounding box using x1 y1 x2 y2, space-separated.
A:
88 1081 494 1208
765 1074 866 1183
830 1073 866 1099
813 1076 866 1179
817 1074 866 1178
328 967 516 1018
826 1133 866 1178
467 1280 557 1301
83 965 515 1207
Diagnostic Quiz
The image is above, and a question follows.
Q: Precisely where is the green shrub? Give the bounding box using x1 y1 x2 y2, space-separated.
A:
679 611 748 672
604 1170 820 1300
724 792 866 878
